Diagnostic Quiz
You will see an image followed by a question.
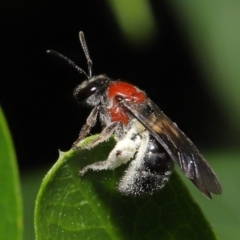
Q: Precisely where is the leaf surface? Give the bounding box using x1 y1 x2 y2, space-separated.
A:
35 136 216 240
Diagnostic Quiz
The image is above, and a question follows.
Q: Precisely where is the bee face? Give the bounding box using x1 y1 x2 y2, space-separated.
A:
48 31 222 199
73 75 110 106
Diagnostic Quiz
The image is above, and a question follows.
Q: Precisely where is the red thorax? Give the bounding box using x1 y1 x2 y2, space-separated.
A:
107 82 146 125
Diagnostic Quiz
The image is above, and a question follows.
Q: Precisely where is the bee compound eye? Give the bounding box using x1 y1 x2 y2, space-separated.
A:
74 82 99 102
73 77 111 103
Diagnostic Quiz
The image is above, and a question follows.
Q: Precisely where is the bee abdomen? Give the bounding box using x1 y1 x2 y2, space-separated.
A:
118 138 173 196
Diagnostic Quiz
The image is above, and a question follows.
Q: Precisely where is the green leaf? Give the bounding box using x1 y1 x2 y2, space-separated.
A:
0 107 23 240
35 136 217 240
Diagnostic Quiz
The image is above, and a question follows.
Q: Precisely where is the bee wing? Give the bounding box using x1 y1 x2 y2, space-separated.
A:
122 99 222 199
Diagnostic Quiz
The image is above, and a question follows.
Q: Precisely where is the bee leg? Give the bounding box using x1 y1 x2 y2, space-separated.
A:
72 106 99 149
81 121 120 150
79 127 141 176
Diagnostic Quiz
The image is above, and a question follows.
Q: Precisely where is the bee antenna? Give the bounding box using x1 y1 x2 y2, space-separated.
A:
79 31 93 78
46 50 89 79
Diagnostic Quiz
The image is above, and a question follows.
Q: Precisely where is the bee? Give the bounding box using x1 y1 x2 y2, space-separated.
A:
47 31 222 199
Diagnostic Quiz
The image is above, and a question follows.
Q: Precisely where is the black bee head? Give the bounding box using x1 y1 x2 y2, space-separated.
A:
47 32 112 107
73 75 111 106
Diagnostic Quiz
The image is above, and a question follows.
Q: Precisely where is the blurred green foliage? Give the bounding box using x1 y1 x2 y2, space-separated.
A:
107 0 156 46
169 2 240 133
21 170 45 240
0 108 23 240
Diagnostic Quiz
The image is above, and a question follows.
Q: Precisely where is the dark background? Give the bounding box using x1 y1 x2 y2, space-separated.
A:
0 1 231 170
